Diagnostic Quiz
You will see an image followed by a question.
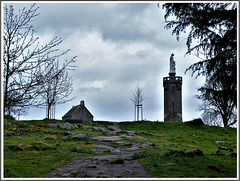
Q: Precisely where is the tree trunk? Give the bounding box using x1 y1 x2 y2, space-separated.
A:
137 105 139 121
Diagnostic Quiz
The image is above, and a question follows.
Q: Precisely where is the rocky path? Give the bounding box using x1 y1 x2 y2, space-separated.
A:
46 150 152 178
108 121 122 132
46 122 153 178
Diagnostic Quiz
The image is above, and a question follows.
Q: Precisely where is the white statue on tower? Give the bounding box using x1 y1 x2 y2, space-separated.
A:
169 53 176 74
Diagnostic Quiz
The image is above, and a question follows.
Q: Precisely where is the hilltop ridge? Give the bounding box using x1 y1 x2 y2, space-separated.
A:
4 119 237 178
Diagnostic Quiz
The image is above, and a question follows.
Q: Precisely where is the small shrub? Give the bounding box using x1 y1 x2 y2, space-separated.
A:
4 115 15 120
110 158 125 164
70 147 94 154
227 152 237 157
167 163 177 166
70 146 81 153
151 163 159 168
131 152 146 159
18 144 34 151
187 118 204 126
26 127 41 132
108 127 115 131
168 150 186 157
32 141 52 151
166 149 204 157
7 145 23 151
206 164 221 173
44 135 57 140
214 146 234 155
186 148 204 157
116 130 128 135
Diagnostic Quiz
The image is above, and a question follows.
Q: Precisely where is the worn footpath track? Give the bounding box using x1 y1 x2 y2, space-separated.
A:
46 122 153 178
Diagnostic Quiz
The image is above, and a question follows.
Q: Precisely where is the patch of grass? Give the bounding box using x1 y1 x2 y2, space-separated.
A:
107 127 115 131
116 130 128 135
4 119 237 178
93 121 113 127
131 151 147 159
120 121 237 178
3 119 107 178
110 158 125 164
121 136 145 144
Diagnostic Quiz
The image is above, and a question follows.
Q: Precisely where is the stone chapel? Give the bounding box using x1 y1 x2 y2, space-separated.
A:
62 100 93 123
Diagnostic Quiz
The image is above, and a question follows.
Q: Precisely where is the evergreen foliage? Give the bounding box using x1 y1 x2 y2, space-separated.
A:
162 3 237 127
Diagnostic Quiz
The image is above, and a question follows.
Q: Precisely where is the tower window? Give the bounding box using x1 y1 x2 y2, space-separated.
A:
172 102 174 110
172 86 174 93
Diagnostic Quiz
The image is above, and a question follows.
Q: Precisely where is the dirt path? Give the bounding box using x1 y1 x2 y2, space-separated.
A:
46 122 153 178
108 122 122 132
46 151 152 178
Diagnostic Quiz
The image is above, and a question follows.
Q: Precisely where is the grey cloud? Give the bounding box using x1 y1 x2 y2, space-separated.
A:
21 3 177 46
11 3 185 51
6 2 205 121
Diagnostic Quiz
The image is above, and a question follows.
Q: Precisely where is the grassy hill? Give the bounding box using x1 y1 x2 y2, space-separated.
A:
3 119 237 178
119 120 237 178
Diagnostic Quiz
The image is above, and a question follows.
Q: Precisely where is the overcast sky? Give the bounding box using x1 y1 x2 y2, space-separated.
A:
3 2 206 122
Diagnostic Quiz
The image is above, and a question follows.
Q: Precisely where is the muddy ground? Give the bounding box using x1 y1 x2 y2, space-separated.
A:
46 122 153 178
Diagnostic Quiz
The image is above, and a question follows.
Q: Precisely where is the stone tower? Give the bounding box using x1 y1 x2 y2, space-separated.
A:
163 54 182 122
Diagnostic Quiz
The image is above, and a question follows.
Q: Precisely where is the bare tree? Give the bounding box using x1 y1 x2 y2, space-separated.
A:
197 102 222 127
130 86 145 121
39 60 75 119
197 79 237 127
3 4 76 117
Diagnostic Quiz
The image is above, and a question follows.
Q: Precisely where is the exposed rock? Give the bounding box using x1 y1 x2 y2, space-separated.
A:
87 164 97 168
91 149 103 153
111 149 121 153
141 142 156 148
73 133 87 139
126 131 136 136
92 136 122 142
49 122 77 130
93 127 108 132
59 122 75 130
116 141 128 145
215 141 229 145
65 132 87 139
92 144 114 150
48 123 59 128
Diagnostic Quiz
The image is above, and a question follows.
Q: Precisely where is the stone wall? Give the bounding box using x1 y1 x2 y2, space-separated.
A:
163 76 182 122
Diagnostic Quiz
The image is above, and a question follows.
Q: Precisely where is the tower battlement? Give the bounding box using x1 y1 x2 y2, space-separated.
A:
163 76 182 85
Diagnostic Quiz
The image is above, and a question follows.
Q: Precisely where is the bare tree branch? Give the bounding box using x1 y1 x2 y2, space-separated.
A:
130 86 145 105
3 4 77 117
